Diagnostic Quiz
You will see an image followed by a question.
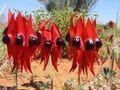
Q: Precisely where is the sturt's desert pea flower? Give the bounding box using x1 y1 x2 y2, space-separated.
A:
51 23 64 71
83 18 102 75
15 13 38 72
108 20 114 28
36 20 49 50
2 10 17 60
97 28 102 33
65 15 85 72
65 14 75 42
66 15 102 75
65 14 76 60
38 21 64 71
37 20 51 70
40 28 52 70
69 16 84 72
2 10 38 72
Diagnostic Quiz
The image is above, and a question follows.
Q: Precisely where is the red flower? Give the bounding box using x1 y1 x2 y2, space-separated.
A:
65 14 85 72
2 10 17 60
36 20 49 51
82 18 101 75
66 14 76 60
97 28 102 33
37 20 51 70
38 20 49 31
2 10 38 72
15 13 38 72
37 22 64 71
51 23 64 71
40 29 52 70
108 20 114 28
66 16 102 75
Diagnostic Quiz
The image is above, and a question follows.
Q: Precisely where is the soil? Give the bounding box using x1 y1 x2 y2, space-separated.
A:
0 58 120 90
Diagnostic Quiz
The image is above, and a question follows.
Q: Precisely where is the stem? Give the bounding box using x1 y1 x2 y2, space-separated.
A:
15 62 18 90
110 10 119 77
110 50 114 76
77 63 81 90
51 78 53 90
49 55 53 90
78 64 80 85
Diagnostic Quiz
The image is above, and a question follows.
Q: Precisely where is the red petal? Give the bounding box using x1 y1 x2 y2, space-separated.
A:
85 18 94 39
8 9 12 24
75 17 84 38
7 13 16 35
38 20 49 31
70 14 75 29
27 15 36 35
43 49 50 70
51 47 60 72
16 12 25 35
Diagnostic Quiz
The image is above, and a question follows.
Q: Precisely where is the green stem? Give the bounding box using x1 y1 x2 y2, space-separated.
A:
51 78 53 90
78 64 80 85
77 64 81 90
15 63 18 90
110 50 114 76
49 55 53 90
110 10 118 77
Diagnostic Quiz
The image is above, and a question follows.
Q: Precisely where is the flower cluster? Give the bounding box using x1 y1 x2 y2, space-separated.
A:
66 14 102 75
2 10 39 72
2 10 64 72
36 20 64 71
2 10 102 75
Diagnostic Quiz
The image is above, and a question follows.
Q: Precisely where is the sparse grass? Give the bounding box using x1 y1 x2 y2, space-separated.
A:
0 27 8 73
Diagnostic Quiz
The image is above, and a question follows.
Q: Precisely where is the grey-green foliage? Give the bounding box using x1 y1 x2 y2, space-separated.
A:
50 7 73 38
33 9 51 30
33 7 73 38
103 67 116 81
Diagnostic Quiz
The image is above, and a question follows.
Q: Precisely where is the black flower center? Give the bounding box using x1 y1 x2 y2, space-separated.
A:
44 40 52 49
2 34 10 44
29 36 37 47
86 39 94 50
56 38 65 47
72 36 80 48
35 36 41 46
96 38 102 48
65 33 70 42
36 30 41 38
15 35 23 46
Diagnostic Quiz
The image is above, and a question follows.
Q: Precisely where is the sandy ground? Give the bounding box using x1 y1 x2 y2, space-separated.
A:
0 58 120 90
